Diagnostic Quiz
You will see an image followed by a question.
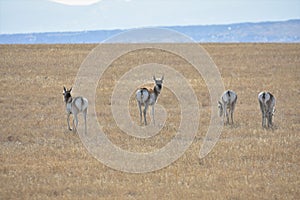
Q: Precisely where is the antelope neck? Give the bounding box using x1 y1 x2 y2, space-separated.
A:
66 96 73 104
154 85 160 95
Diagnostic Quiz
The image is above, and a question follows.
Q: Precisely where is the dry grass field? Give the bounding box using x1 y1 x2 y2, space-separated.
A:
0 43 299 199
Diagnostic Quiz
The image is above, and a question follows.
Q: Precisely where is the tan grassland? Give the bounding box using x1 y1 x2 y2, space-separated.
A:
0 43 299 199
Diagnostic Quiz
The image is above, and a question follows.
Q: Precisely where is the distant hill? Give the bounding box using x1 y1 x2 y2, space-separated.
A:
0 19 299 44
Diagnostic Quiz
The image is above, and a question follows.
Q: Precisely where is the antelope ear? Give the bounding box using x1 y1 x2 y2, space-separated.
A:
69 87 72 92
63 86 67 93
161 75 164 81
218 101 222 105
153 75 156 81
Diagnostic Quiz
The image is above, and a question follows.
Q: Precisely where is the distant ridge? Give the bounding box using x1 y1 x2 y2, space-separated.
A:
0 19 299 44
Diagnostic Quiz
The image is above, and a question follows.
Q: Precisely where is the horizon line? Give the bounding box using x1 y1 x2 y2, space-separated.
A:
1 18 299 35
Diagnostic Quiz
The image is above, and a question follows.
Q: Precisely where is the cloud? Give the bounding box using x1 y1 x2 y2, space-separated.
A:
49 0 102 6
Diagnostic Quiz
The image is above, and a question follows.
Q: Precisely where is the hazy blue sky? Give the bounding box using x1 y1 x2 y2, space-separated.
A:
0 0 299 34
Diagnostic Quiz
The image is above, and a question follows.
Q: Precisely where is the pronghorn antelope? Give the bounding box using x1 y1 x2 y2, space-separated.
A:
258 91 276 128
218 90 238 125
136 75 164 125
63 86 88 133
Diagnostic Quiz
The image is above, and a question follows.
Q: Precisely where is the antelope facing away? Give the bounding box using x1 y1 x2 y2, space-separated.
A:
218 90 237 125
63 86 88 133
258 91 276 128
136 75 164 125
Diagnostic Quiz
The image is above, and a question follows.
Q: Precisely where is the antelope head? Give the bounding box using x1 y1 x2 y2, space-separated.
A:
63 86 72 104
153 75 164 94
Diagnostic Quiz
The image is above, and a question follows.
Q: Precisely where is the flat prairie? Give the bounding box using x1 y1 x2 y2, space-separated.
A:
0 43 299 199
